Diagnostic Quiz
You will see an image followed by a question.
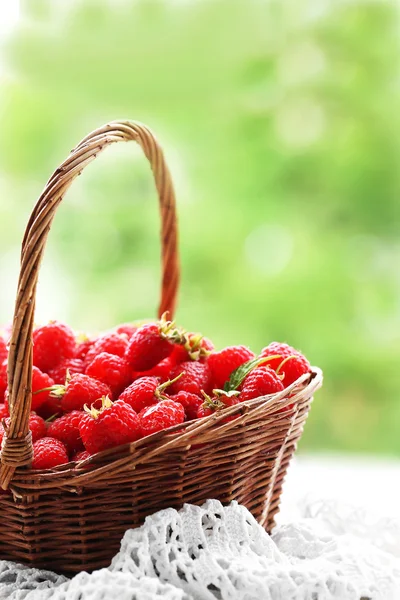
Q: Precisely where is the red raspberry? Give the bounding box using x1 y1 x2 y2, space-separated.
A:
0 412 46 444
57 374 112 412
125 322 175 372
47 410 85 454
32 437 69 469
72 450 92 462
139 399 184 437
49 358 84 385
28 412 47 442
132 356 175 383
239 366 284 401
118 376 160 413
118 374 182 412
0 403 8 419
36 395 63 420
0 359 8 401
75 337 94 360
33 321 76 373
0 337 7 363
114 323 137 338
84 332 129 366
168 362 212 396
168 391 203 421
79 398 142 454
197 392 240 421
208 346 255 390
260 342 311 386
31 366 54 411
86 353 132 397
170 334 214 364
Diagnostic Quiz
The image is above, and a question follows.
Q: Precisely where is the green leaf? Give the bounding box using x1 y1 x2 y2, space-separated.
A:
223 354 282 391
224 358 262 391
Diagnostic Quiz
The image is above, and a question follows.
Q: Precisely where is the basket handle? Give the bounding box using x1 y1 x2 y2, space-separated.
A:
0 120 180 489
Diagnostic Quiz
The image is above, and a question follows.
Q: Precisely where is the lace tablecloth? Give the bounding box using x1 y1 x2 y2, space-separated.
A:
1 455 399 600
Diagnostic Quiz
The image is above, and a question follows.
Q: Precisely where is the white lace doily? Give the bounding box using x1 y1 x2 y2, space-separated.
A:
2 495 400 600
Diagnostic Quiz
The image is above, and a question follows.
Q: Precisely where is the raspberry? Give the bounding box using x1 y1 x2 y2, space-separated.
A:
132 356 174 383
0 403 8 420
208 346 255 390
84 333 129 366
197 392 240 421
56 374 112 412
239 366 284 401
0 412 46 445
32 437 69 469
75 337 94 360
49 358 84 385
168 361 212 396
0 337 7 363
47 410 85 454
125 319 178 372
168 391 203 421
118 374 182 412
28 412 47 442
0 359 8 401
118 376 160 413
170 333 214 364
36 396 63 420
86 353 132 397
260 342 311 386
31 366 54 411
114 323 137 338
79 398 142 454
139 399 184 437
4 367 54 411
33 321 76 373
72 450 92 462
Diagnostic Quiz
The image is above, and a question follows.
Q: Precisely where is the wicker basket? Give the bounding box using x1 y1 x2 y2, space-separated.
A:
0 120 322 574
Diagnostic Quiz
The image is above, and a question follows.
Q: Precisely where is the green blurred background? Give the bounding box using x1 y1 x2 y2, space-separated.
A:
0 0 399 455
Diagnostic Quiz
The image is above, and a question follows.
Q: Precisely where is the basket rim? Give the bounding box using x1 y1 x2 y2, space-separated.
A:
6 367 322 495
1 120 180 490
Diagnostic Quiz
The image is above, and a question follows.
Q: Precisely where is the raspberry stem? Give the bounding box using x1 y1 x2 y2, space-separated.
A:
276 355 297 375
155 371 185 400
200 390 226 411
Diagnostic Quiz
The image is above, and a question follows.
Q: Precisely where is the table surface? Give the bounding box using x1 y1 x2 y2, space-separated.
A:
278 453 400 523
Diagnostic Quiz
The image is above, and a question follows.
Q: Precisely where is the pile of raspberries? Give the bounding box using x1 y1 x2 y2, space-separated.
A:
0 316 311 470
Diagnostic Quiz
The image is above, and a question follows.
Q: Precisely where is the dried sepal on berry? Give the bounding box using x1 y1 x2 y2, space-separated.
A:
197 390 241 421
83 395 113 419
118 372 184 413
79 397 142 454
125 314 187 372
171 332 214 363
40 373 112 413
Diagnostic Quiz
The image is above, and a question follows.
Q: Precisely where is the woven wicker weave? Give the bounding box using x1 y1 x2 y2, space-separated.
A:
0 120 322 573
